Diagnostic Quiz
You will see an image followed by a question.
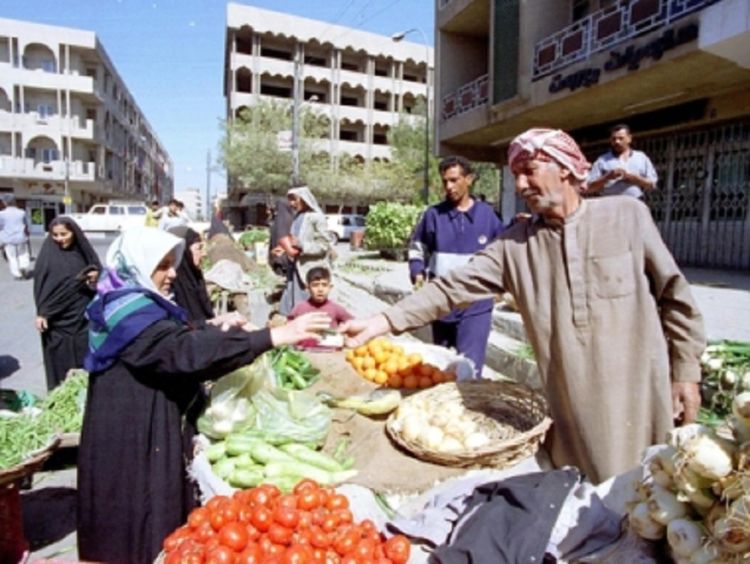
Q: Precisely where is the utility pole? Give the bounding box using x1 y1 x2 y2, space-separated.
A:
291 43 302 186
205 149 211 221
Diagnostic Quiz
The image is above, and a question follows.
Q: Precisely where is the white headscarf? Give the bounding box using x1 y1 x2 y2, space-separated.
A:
105 227 184 294
287 186 323 215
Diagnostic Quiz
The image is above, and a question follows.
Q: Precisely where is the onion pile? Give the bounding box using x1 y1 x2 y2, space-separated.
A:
627 394 750 562
388 395 491 453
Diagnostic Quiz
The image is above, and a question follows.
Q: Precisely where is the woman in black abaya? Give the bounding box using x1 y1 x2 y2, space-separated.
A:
168 225 214 323
33 217 101 390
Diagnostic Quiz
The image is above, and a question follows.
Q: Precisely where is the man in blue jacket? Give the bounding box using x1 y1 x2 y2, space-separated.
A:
408 156 504 375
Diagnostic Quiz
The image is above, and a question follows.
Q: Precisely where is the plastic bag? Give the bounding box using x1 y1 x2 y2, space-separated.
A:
252 388 331 445
198 355 276 439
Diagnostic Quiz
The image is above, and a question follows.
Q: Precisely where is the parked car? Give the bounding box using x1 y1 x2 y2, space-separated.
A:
325 214 366 243
69 201 148 233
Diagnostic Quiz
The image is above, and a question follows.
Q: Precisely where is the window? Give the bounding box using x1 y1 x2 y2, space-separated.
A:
354 217 365 227
91 206 106 215
40 148 58 163
41 59 56 72
37 104 55 118
260 47 292 61
110 206 124 215
128 206 146 215
304 55 326 67
341 61 359 71
341 96 359 107
374 100 388 111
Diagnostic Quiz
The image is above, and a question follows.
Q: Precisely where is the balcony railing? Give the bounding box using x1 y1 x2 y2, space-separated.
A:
533 0 721 79
441 74 489 121
0 156 96 181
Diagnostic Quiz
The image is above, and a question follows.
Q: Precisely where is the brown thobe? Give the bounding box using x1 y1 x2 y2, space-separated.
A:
385 197 706 483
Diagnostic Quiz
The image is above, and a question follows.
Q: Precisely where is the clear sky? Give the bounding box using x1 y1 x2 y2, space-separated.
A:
2 0 434 196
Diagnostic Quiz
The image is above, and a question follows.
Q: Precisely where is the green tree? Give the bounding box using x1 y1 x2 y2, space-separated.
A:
219 99 329 196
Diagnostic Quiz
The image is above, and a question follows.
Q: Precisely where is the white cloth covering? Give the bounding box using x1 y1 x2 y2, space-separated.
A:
105 227 184 294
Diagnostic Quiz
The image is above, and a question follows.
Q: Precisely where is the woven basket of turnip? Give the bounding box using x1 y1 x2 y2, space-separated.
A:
385 381 551 468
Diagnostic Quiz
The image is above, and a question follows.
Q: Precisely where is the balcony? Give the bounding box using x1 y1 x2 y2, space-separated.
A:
336 140 391 160
532 0 721 79
440 74 489 121
0 111 95 139
0 156 96 181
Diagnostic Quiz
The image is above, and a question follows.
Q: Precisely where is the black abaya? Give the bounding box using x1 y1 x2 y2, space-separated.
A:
77 321 274 563
168 226 214 323
33 218 101 389
269 197 294 277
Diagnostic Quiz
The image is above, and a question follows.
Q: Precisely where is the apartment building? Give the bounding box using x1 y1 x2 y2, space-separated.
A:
224 2 433 225
179 187 204 221
437 0 750 269
0 17 173 233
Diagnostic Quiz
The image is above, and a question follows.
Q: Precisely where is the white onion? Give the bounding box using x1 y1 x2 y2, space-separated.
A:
441 436 463 452
741 372 750 392
667 424 711 450
648 484 689 525
667 518 705 558
685 435 735 481
419 426 445 450
464 432 490 449
713 515 750 554
732 392 750 425
629 501 666 540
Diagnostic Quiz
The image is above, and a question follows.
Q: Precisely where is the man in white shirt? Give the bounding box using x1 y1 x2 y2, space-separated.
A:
0 195 31 280
587 124 657 200
158 199 188 231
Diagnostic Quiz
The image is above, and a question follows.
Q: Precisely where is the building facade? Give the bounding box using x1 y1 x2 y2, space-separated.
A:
224 3 433 226
436 0 750 269
0 17 173 233
178 187 204 221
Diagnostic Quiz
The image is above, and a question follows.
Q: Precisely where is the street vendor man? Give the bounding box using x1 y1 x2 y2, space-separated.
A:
340 127 707 484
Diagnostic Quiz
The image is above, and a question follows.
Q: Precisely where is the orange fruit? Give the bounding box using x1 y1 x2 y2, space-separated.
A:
364 368 378 381
398 363 413 378
418 376 433 389
362 356 376 370
352 357 365 370
388 374 403 388
431 370 445 384
403 375 418 389
373 350 389 365
374 371 388 385
418 364 435 378
443 371 457 382
345 350 356 363
355 346 369 357
383 360 399 376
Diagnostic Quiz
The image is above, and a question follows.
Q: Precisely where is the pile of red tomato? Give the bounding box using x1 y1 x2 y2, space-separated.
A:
162 479 411 564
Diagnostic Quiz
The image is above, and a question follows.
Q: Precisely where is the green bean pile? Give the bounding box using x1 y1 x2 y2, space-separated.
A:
0 370 88 471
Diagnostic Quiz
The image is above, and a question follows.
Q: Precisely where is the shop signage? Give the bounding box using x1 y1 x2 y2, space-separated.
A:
549 22 699 94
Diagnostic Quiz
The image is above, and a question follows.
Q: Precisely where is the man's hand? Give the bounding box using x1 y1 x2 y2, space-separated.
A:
413 274 425 290
338 314 391 349
672 381 701 425
35 316 48 333
270 312 331 346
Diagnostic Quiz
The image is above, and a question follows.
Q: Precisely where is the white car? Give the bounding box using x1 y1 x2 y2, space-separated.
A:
325 214 366 243
69 202 148 233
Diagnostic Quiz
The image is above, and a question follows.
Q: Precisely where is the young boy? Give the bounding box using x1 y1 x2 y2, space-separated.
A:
288 266 352 349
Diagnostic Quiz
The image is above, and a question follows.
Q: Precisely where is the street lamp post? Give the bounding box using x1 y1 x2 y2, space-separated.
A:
392 28 431 205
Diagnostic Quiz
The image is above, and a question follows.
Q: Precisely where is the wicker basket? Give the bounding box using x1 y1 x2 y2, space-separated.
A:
0 436 61 487
385 381 552 468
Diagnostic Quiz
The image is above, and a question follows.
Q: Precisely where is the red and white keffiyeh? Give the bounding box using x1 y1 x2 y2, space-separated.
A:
508 128 591 181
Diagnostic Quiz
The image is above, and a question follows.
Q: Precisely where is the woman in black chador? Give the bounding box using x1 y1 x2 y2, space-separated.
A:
33 217 101 390
168 225 214 323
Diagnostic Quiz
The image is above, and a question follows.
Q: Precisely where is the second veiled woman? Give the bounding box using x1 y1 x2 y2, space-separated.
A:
278 185 333 316
33 217 101 390
168 225 214 323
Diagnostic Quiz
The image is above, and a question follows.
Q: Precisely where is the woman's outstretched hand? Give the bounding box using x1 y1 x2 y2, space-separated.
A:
338 314 390 349
270 312 332 346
